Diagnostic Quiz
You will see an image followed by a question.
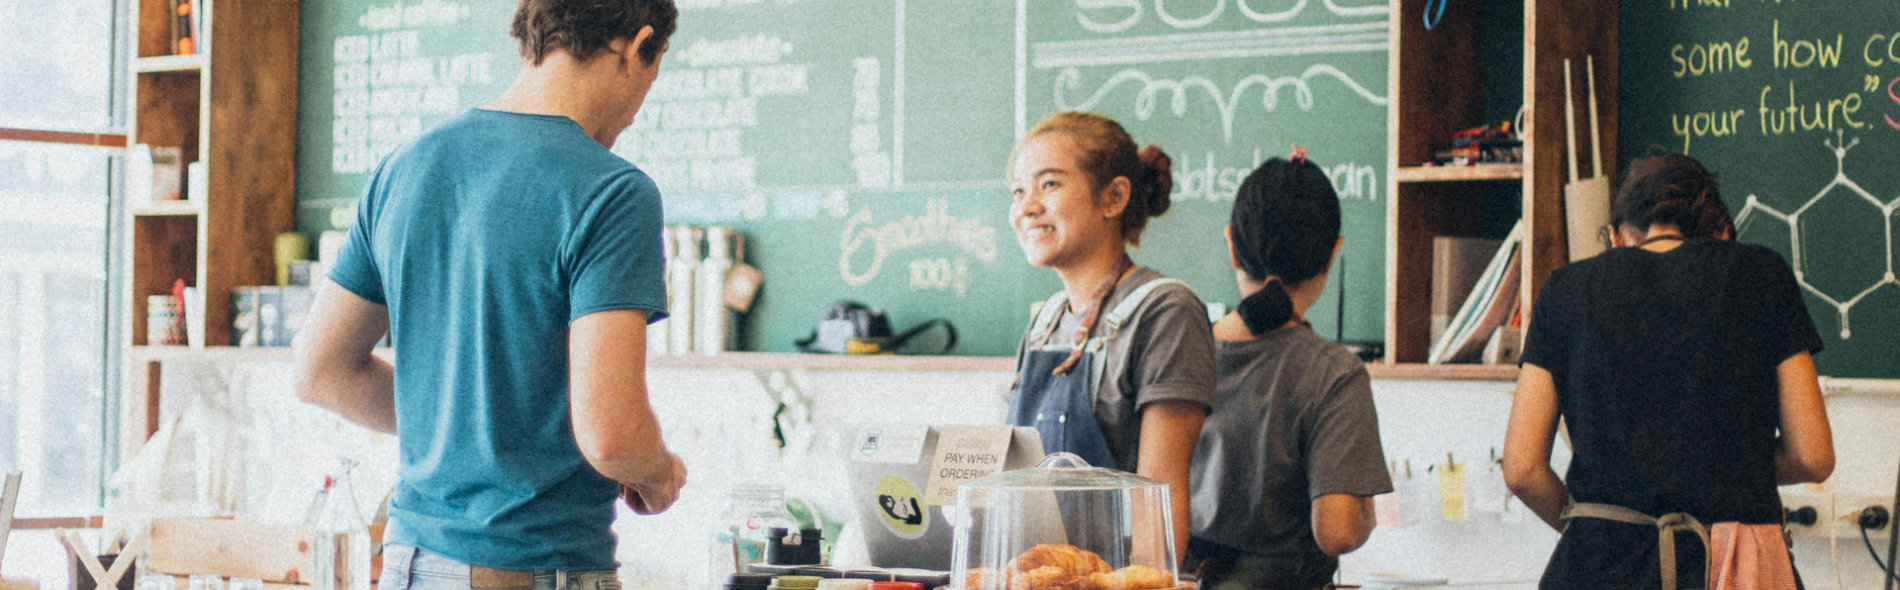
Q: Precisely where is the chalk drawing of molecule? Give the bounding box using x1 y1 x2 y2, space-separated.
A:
1734 132 1898 339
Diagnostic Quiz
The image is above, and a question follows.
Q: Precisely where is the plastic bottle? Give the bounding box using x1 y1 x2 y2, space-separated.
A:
696 226 739 355
668 226 701 356
310 460 371 590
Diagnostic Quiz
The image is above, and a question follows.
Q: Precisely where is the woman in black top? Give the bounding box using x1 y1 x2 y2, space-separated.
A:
1503 153 1835 590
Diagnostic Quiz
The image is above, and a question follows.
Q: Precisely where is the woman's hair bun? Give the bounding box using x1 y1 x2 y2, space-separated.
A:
1137 144 1173 218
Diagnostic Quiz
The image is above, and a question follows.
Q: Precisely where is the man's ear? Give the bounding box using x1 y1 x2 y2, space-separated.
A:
620 25 656 71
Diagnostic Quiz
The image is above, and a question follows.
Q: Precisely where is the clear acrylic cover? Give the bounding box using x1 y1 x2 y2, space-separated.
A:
949 453 1186 590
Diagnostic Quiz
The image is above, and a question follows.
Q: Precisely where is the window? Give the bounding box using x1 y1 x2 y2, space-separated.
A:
0 0 125 528
0 143 115 518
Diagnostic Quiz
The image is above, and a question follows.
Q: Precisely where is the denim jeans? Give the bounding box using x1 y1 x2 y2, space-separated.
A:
380 545 621 590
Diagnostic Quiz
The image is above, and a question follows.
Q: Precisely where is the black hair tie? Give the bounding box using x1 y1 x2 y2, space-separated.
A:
1237 278 1295 335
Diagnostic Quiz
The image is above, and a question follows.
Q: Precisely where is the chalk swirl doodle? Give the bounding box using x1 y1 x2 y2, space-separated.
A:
1076 0 1389 33
1054 66 1390 142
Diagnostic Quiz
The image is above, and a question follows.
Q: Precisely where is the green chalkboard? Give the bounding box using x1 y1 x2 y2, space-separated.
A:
1620 0 1900 378
295 0 1392 356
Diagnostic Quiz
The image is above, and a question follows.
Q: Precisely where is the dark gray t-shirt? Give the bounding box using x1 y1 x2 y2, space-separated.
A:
1011 266 1218 472
1188 324 1391 571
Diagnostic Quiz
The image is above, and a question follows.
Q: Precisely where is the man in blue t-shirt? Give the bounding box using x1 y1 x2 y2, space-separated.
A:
294 0 685 582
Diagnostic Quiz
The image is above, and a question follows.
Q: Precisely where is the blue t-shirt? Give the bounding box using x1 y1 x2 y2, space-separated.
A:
328 108 668 570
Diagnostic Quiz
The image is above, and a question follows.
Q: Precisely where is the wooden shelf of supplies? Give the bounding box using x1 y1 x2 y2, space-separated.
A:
1393 164 1524 183
130 200 203 217
1384 0 1615 363
1368 361 1519 380
134 54 205 73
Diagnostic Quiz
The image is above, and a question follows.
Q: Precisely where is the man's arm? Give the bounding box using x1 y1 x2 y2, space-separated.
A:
1310 494 1376 555
568 309 686 514
1503 363 1571 532
293 282 397 434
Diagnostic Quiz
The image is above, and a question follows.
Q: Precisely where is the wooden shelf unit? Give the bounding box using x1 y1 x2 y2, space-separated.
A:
131 200 203 217
1393 164 1524 183
134 54 206 73
125 0 299 349
1384 0 1616 365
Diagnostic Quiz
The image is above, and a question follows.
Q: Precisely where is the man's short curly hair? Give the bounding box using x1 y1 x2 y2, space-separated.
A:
511 0 678 66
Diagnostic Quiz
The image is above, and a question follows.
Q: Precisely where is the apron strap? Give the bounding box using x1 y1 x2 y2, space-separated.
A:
1099 278 1188 340
1090 277 1190 396
1563 502 1713 590
1029 290 1071 347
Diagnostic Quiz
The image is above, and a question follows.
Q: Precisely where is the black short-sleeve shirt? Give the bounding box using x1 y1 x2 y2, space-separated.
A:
1519 239 1823 589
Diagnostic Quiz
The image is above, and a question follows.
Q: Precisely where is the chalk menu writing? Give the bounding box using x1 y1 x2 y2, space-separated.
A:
295 1 1396 355
1021 0 1393 342
1622 0 1900 378
298 0 512 230
328 3 494 175
1649 4 1900 151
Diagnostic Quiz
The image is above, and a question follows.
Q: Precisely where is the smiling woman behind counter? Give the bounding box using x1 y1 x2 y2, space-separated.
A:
1003 111 1216 560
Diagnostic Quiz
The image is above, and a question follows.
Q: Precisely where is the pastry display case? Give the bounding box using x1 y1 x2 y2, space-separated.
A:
950 454 1189 590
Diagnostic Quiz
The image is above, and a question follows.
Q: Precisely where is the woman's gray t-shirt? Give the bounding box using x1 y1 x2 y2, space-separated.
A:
1010 266 1218 472
1188 324 1392 576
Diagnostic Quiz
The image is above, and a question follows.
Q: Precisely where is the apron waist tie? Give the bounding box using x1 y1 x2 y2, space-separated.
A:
1562 502 1713 590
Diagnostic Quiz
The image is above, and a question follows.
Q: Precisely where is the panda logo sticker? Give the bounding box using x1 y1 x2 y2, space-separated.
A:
874 475 928 539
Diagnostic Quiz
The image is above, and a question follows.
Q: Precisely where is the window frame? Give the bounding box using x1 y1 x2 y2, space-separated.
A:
2 0 130 529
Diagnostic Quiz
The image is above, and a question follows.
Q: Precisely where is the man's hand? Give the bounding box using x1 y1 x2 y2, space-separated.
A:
621 452 687 515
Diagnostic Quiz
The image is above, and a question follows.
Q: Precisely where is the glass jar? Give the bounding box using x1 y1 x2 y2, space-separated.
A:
711 484 799 581
950 453 1186 590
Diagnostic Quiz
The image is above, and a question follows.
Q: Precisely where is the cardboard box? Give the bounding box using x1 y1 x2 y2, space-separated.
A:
148 519 314 583
147 519 384 584
1431 236 1504 344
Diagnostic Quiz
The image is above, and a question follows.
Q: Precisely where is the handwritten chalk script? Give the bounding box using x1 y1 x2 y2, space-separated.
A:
1074 0 1388 34
839 199 1000 288
1055 66 1389 143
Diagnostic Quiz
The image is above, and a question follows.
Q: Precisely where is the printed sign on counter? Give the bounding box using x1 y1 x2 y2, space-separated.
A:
851 424 929 465
923 425 1014 507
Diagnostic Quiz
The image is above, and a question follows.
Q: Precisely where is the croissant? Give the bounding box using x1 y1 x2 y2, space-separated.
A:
1082 565 1174 590
967 568 1011 590
1010 565 1076 590
1010 544 1113 576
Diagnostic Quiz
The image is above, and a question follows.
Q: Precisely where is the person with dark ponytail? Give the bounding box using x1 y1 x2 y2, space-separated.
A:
1184 155 1392 590
1006 111 1215 559
1504 152 1834 589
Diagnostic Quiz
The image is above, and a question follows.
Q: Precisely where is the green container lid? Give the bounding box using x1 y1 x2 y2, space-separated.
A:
768 576 823 590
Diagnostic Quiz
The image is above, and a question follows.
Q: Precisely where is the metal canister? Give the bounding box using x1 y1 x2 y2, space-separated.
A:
696 226 741 355
667 226 702 356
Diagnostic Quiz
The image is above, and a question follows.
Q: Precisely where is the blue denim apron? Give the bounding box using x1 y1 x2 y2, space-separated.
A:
1007 345 1117 469
1006 276 1186 471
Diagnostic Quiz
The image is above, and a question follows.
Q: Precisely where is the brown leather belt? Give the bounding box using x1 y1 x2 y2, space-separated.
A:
469 566 535 590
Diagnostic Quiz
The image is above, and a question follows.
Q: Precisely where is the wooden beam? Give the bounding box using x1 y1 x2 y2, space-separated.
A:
12 516 105 530
0 128 128 149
